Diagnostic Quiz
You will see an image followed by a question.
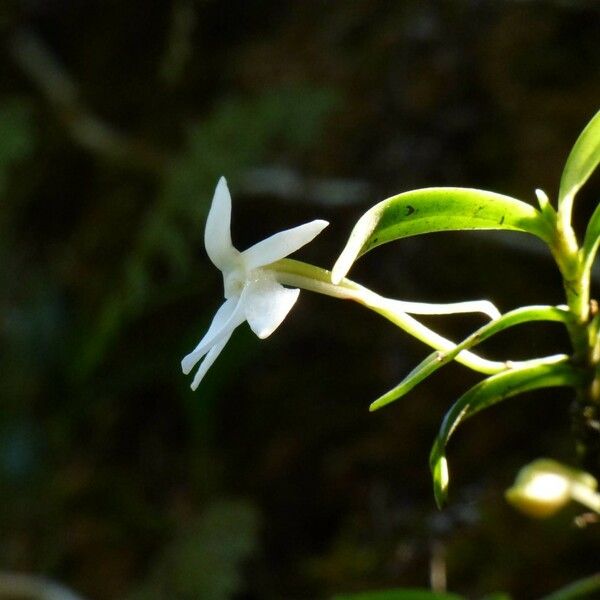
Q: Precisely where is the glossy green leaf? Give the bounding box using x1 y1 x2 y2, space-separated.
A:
582 200 600 274
333 590 465 600
331 188 552 283
370 305 571 411
558 109 600 213
429 362 585 508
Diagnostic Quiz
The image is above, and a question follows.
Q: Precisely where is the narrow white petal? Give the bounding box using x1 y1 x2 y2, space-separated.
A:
181 296 242 375
205 177 240 270
244 277 300 339
242 220 328 270
190 333 233 391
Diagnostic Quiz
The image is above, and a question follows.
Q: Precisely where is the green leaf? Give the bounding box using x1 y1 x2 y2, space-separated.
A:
333 590 465 600
331 188 552 283
429 362 586 508
581 200 600 274
539 573 600 600
370 305 571 411
558 109 600 212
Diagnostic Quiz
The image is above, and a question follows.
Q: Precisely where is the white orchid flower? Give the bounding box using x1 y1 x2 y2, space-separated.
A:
182 177 328 390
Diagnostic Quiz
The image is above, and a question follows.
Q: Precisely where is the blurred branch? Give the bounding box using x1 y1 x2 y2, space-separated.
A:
8 30 369 208
159 0 196 88
241 165 369 206
429 540 447 593
0 572 86 600
8 29 167 172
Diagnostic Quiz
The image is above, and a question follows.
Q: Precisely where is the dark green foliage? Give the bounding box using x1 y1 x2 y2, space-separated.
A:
333 590 465 600
127 500 260 600
0 1 599 599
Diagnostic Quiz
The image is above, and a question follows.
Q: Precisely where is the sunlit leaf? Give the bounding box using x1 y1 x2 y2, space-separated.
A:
331 188 552 283
535 188 557 227
429 362 586 508
558 109 600 215
581 200 600 275
370 305 571 411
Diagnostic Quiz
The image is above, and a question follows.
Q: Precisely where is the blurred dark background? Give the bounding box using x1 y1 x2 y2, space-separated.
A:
1 1 599 598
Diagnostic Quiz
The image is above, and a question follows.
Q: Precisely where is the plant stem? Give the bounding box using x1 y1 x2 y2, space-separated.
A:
554 205 600 476
271 259 529 375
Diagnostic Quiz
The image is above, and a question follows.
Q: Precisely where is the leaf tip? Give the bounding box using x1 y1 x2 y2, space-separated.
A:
331 241 361 284
330 258 348 285
332 208 383 283
535 188 549 208
431 455 449 509
368 399 383 412
369 387 403 411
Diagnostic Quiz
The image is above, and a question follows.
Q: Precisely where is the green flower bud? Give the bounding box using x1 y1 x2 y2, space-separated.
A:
505 459 598 519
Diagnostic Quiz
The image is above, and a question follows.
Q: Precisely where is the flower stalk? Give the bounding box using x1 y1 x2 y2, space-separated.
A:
270 259 551 376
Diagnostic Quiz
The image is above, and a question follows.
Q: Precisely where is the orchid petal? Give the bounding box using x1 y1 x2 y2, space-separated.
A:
244 277 300 339
181 295 244 374
242 220 328 270
190 332 233 391
184 177 328 392
205 177 240 270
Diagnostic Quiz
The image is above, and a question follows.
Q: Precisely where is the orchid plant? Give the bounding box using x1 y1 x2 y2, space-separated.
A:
184 109 600 517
